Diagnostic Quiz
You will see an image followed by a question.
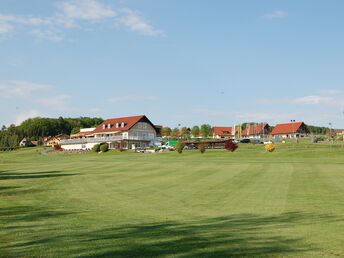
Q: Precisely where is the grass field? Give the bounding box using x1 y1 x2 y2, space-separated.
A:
1 144 344 257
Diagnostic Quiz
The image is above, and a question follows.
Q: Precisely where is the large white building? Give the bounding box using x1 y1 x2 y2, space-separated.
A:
60 115 162 150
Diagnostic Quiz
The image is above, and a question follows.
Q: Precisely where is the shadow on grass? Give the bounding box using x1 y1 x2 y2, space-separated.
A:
0 206 73 224
74 212 327 257
0 170 77 180
2 211 341 257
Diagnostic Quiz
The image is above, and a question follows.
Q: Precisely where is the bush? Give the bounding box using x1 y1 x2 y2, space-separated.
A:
265 144 275 152
175 141 185 154
100 143 109 152
93 144 100 152
225 140 238 152
53 144 62 151
199 143 206 154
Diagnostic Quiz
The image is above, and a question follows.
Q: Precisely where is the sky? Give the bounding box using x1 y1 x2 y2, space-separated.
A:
1 0 344 128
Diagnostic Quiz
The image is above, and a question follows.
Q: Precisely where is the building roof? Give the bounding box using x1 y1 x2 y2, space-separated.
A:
242 123 269 135
212 126 238 136
184 140 228 144
93 115 155 134
271 122 304 135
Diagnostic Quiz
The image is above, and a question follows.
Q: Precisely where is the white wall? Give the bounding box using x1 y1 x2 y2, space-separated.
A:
61 142 97 150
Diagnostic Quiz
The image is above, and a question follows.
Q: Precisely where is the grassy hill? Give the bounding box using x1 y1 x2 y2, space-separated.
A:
1 144 344 257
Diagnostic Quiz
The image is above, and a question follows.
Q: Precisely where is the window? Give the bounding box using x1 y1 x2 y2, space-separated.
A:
143 123 147 129
138 123 142 129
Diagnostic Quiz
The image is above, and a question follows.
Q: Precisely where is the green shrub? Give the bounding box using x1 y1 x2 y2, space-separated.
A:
175 141 185 154
93 144 100 152
100 144 109 152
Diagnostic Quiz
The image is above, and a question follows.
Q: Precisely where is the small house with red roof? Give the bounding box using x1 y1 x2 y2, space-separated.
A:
212 126 238 139
19 138 39 147
242 123 271 139
60 115 161 150
271 122 309 139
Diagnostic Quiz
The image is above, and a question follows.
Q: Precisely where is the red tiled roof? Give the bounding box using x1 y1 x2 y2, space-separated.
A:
213 127 238 137
78 130 94 135
242 123 269 135
271 122 304 135
184 140 227 144
93 115 146 133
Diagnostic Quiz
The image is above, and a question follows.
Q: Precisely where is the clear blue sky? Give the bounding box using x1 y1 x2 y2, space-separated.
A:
1 0 344 128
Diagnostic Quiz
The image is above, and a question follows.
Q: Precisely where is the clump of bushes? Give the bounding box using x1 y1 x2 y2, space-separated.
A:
100 143 109 152
199 143 206 154
175 141 185 154
225 140 238 152
53 144 62 151
93 144 101 152
265 144 275 152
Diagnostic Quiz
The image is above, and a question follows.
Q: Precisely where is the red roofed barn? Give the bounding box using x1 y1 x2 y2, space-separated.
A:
212 126 238 139
271 122 309 139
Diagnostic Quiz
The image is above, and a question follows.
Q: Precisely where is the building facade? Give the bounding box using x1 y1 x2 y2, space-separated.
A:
242 123 271 139
60 115 161 150
271 122 309 140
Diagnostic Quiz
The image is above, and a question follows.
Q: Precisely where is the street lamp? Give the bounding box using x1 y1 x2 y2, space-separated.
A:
290 120 295 139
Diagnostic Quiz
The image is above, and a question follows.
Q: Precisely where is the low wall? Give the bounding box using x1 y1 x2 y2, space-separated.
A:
61 142 97 150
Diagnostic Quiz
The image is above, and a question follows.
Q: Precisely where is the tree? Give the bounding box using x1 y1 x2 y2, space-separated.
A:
199 143 206 153
191 126 200 137
161 127 172 136
200 124 212 138
225 140 238 152
71 127 81 135
93 144 101 152
175 141 185 154
100 143 109 152
171 128 180 137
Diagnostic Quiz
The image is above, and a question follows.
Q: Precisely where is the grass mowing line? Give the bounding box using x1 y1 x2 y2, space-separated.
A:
0 146 344 257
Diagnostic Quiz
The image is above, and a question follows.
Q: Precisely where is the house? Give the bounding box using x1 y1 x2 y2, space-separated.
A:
242 123 271 139
334 129 344 136
60 115 161 150
271 122 309 139
19 138 38 147
46 134 70 147
70 128 95 139
212 126 238 139
178 128 191 139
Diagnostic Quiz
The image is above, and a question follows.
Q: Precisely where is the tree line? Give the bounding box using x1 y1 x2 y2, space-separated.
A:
0 117 103 148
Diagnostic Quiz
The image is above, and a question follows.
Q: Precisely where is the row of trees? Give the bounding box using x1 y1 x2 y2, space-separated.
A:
161 124 213 138
0 116 103 148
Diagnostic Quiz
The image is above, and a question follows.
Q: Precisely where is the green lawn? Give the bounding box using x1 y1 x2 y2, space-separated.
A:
0 144 344 257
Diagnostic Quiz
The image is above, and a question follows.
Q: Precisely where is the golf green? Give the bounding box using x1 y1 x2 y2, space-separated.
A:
1 144 343 257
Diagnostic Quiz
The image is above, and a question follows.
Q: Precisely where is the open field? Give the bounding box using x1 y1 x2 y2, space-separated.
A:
1 144 344 257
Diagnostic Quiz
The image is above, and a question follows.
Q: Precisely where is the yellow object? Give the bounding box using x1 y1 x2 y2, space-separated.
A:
265 144 275 152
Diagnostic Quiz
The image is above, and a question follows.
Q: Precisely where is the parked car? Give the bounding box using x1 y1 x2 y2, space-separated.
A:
263 141 273 144
250 139 263 144
240 139 251 143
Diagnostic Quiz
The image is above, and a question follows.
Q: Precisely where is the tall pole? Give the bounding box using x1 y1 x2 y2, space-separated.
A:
291 120 295 146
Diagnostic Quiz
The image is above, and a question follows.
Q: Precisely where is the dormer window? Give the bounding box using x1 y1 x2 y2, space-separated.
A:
121 122 125 127
116 123 119 128
102 124 106 129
